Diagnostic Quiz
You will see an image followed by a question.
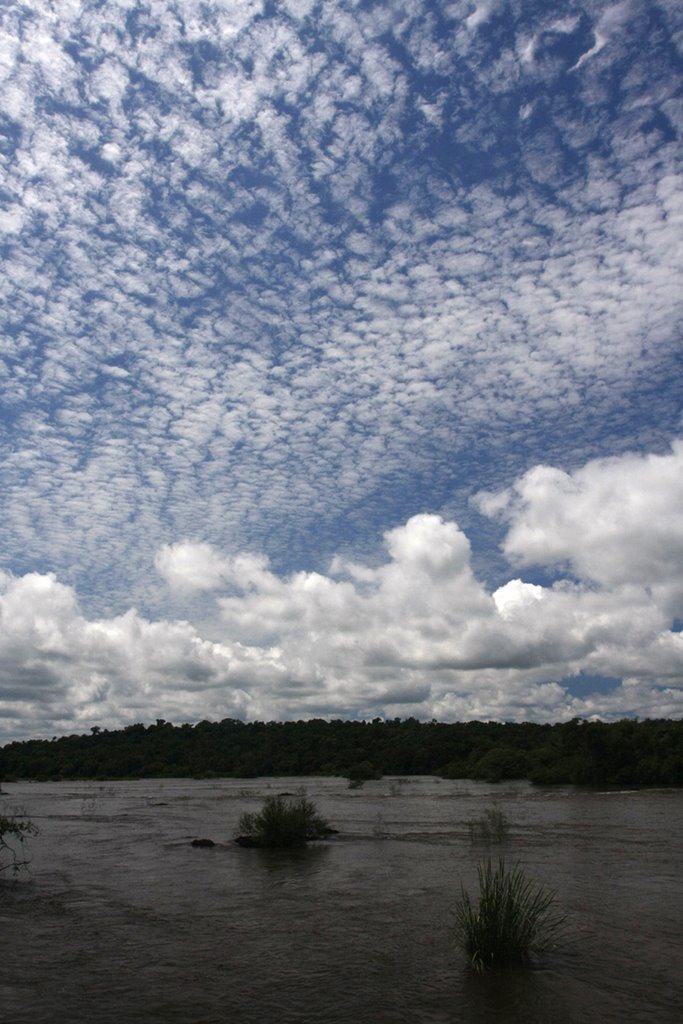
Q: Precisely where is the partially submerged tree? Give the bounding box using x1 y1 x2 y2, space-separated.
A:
235 792 333 848
0 812 37 876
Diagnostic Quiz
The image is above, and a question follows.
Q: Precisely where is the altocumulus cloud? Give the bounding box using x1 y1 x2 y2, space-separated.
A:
0 0 682 740
2 444 682 742
1 0 682 613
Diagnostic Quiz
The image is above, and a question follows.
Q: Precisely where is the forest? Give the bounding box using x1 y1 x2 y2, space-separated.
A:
1 716 682 787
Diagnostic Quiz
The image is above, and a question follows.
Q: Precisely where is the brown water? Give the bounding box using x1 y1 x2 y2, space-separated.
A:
1 777 682 1023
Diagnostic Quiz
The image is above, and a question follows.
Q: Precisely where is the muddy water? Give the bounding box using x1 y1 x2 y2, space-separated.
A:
1 777 682 1023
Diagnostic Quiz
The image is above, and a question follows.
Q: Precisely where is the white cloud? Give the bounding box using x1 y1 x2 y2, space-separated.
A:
2 447 683 743
572 2 633 69
0 2 681 737
480 440 683 615
0 569 273 739
155 541 234 593
492 579 545 620
465 2 499 32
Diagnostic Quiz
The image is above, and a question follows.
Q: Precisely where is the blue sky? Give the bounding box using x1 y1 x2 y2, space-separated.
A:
1 0 682 742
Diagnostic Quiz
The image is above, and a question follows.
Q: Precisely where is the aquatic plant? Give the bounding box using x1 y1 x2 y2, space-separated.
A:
454 859 565 972
236 792 332 848
0 811 37 875
468 806 510 845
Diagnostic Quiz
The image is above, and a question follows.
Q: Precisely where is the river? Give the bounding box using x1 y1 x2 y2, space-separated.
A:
1 777 682 1023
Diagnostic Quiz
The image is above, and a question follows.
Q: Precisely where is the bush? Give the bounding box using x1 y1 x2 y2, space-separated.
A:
454 859 564 972
346 761 382 787
468 807 510 845
0 812 37 876
236 792 332 848
470 747 529 782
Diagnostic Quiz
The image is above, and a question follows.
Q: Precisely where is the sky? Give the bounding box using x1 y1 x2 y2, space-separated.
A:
0 0 682 743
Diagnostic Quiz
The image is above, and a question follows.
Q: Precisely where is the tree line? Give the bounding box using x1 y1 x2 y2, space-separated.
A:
1 716 682 786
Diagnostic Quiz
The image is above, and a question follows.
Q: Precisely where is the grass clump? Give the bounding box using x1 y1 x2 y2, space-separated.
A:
454 859 565 972
468 807 510 845
236 791 332 849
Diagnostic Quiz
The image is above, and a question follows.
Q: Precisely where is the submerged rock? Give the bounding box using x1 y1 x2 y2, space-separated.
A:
191 838 215 848
234 834 261 848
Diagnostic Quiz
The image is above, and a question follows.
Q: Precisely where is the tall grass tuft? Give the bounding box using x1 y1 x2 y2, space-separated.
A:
236 791 332 849
454 859 565 972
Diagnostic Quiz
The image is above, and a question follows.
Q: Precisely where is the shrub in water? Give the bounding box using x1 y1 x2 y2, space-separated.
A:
0 812 37 876
468 807 510 845
236 792 332 848
454 859 564 972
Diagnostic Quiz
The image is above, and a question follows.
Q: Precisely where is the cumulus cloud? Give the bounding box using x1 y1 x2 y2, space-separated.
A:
0 569 276 740
2 443 683 742
155 541 234 593
477 440 683 615
492 579 545 620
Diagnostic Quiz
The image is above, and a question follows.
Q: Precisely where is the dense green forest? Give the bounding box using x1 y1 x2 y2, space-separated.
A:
2 717 682 786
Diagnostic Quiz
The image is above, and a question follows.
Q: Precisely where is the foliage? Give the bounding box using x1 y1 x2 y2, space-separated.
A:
469 746 529 782
347 760 382 787
0 811 37 876
236 792 332 848
1 716 682 787
454 859 565 972
468 807 510 845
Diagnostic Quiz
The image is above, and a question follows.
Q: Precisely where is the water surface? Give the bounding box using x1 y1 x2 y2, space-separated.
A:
2 777 682 1023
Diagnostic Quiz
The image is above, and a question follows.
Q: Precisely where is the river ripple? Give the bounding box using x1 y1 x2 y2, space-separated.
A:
1 777 682 1023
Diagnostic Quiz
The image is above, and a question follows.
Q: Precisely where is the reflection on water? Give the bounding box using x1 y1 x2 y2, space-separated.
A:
1 777 682 1023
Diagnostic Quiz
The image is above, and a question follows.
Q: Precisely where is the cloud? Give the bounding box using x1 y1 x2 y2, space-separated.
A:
0 569 273 740
571 2 634 69
0 2 681 737
465 2 500 33
477 439 683 615
492 579 545 620
155 541 235 593
1 3 680 616
2 442 683 742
